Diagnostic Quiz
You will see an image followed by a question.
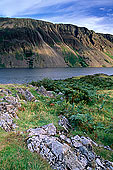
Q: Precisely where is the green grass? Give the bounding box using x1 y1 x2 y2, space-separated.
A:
31 75 113 161
61 46 88 67
0 63 5 68
15 52 23 61
0 74 113 169
61 46 79 67
0 84 58 170
0 131 52 170
104 51 113 60
93 147 113 162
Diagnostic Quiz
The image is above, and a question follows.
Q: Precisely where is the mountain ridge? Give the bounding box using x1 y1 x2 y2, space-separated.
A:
0 17 113 68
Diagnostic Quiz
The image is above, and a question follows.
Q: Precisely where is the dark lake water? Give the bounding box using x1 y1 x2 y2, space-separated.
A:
0 67 113 84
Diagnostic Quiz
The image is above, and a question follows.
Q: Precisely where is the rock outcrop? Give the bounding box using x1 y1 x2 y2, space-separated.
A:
0 85 113 169
36 86 54 98
0 17 113 68
0 87 36 131
27 123 113 170
0 88 21 131
18 88 36 102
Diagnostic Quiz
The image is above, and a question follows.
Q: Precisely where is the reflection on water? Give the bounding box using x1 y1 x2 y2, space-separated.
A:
0 67 113 84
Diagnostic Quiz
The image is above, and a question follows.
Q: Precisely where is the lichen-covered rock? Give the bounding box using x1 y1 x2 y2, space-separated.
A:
0 113 16 131
0 88 21 131
27 124 113 170
18 88 35 102
64 149 84 170
37 86 54 98
58 115 71 132
27 123 57 137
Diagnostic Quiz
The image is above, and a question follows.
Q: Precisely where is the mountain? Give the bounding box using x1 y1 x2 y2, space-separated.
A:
0 17 113 68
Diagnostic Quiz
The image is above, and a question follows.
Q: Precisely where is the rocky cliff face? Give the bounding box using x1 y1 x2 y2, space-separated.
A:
0 17 113 68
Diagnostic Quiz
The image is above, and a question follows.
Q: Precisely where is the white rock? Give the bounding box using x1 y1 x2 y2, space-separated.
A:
28 143 34 152
96 158 105 169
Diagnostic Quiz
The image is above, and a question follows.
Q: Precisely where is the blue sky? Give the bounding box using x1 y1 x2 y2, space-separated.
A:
0 0 113 34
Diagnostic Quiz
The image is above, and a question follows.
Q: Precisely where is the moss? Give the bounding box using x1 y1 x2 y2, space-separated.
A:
0 56 5 68
62 47 88 67
0 63 5 68
104 51 113 60
93 147 113 162
102 65 106 67
15 52 23 61
64 52 78 67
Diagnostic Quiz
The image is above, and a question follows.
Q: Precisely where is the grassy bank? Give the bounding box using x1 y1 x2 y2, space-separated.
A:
0 74 113 169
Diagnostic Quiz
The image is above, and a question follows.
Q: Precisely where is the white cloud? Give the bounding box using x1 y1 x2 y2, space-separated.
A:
0 0 113 17
0 0 113 34
0 0 75 17
107 9 112 12
100 8 105 11
42 14 113 34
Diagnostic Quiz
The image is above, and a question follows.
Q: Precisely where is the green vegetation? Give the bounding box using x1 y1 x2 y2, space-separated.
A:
65 52 78 67
104 51 113 60
0 84 56 170
75 51 88 67
24 50 34 68
0 63 5 68
0 74 113 169
61 46 88 67
15 52 23 61
0 131 52 170
0 56 5 68
24 50 33 60
31 74 113 161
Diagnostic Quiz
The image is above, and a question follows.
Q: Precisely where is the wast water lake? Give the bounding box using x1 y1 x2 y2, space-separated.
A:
0 67 113 84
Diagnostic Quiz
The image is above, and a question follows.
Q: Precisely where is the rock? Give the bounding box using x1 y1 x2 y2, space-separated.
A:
27 128 46 136
42 123 57 136
0 114 13 131
81 136 92 151
104 146 112 151
96 158 105 169
50 141 67 158
64 149 84 170
27 143 34 152
72 141 83 148
18 88 35 102
27 123 57 137
71 135 81 141
60 135 71 144
5 96 18 103
65 138 71 144
27 123 113 170
58 115 71 132
58 92 64 96
0 88 21 131
37 86 54 97
91 141 98 147
87 167 92 170
34 100 40 103
71 135 83 148
5 104 14 111
79 146 95 162
78 155 88 168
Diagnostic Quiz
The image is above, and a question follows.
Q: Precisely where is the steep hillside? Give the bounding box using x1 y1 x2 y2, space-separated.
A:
0 17 113 68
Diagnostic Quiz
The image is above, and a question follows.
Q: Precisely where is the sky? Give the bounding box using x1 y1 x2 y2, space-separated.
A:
0 0 113 34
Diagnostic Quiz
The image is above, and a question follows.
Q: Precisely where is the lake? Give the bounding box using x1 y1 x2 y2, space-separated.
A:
0 67 113 84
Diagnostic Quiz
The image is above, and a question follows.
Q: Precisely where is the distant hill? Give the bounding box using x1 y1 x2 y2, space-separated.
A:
0 17 113 68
